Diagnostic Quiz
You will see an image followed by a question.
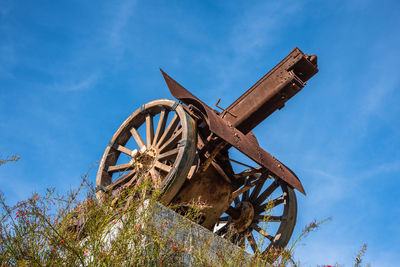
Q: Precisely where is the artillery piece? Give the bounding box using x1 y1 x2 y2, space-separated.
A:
95 47 318 255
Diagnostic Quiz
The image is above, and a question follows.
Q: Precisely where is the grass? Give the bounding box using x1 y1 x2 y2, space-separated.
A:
0 157 369 266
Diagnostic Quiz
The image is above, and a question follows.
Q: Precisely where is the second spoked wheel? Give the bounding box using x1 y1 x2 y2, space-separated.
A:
215 167 297 255
96 99 197 204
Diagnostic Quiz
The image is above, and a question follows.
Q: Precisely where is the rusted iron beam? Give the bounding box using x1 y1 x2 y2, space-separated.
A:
222 47 318 134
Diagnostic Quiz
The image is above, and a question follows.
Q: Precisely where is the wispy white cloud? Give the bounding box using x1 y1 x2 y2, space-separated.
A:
107 0 136 50
296 155 400 266
302 157 400 207
304 168 351 201
202 0 305 104
358 75 398 126
65 72 99 92
230 1 302 55
358 159 400 179
52 72 100 92
344 34 400 142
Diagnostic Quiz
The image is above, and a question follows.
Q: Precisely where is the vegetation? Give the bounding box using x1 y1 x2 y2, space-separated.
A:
0 157 368 266
0 155 20 167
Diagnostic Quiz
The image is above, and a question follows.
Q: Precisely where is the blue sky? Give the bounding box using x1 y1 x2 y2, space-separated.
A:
1 0 399 265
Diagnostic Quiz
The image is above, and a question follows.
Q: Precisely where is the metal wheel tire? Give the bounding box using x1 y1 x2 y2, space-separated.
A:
96 99 197 204
214 168 297 255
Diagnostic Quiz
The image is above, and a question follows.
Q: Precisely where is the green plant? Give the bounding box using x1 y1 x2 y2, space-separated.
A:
1 157 364 267
354 244 369 267
0 155 20 167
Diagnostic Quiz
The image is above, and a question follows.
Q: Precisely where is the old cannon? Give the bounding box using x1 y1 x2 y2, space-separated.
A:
95 47 318 254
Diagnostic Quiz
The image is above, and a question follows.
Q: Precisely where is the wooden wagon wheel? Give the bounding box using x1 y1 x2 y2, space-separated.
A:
214 167 297 255
96 99 197 204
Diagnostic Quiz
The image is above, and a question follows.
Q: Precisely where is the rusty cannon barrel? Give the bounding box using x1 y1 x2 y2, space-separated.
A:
222 47 318 134
161 47 318 196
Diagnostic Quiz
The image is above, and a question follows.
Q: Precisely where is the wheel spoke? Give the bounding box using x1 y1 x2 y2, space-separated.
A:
247 233 259 253
229 158 258 171
158 128 182 153
232 177 266 199
130 127 146 149
150 168 161 182
146 113 154 147
242 183 250 201
125 173 139 187
156 114 179 148
149 168 158 178
149 169 161 188
254 180 279 205
112 144 134 157
257 195 284 212
153 108 169 146
233 169 262 180
154 161 172 173
107 170 136 190
253 224 274 242
255 215 283 222
234 196 240 207
135 174 145 188
157 148 179 161
250 174 267 201
107 163 133 174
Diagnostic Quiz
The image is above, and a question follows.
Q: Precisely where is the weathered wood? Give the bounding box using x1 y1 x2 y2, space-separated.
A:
130 127 145 149
145 113 154 147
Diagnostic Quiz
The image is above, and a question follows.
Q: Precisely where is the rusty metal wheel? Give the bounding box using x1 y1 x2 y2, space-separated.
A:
96 99 197 204
214 167 297 255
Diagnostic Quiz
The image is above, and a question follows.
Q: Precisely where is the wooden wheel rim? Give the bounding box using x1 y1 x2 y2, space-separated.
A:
215 169 297 255
96 99 197 204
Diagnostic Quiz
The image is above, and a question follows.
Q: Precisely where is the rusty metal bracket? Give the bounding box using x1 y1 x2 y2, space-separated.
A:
200 142 227 173
215 98 237 118
108 141 116 148
178 139 187 147
95 184 107 193
171 101 180 111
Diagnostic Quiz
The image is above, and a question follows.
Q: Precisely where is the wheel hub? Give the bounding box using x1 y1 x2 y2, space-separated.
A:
130 146 157 173
231 201 254 233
